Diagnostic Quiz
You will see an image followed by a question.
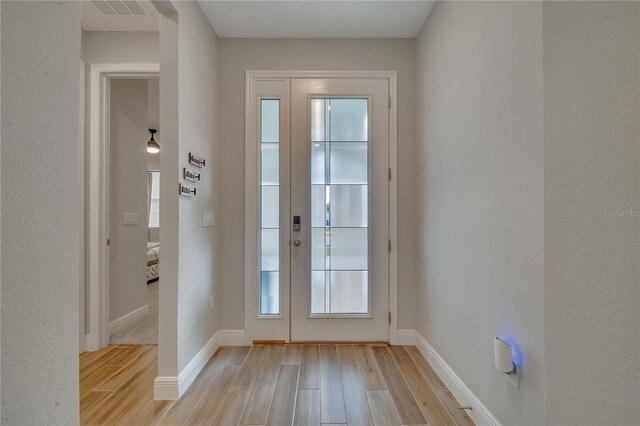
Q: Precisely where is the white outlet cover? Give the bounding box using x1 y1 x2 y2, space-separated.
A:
123 212 139 225
507 366 520 389
203 211 215 227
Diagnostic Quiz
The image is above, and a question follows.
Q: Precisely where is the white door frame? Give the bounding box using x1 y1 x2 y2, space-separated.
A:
244 70 399 345
86 63 159 351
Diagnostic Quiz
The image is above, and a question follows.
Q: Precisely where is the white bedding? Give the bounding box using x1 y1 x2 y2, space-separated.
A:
146 244 159 282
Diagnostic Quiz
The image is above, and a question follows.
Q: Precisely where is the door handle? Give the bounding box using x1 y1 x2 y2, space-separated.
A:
293 239 302 247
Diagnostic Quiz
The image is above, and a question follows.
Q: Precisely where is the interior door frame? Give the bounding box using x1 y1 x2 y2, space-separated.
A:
244 70 399 344
86 63 159 351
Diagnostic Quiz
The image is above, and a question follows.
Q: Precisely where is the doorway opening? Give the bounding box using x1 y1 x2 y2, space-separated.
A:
244 71 399 344
107 78 160 345
85 64 160 351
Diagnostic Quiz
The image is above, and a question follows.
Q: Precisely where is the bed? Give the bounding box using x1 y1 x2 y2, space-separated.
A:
147 242 160 283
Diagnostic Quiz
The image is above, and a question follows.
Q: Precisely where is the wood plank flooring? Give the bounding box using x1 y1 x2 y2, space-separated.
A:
80 344 474 426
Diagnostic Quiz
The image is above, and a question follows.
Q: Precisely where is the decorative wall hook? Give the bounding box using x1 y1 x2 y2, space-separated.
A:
189 152 206 168
183 168 201 182
178 183 196 196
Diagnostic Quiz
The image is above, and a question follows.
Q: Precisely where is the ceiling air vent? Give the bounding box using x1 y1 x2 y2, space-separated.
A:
92 0 148 16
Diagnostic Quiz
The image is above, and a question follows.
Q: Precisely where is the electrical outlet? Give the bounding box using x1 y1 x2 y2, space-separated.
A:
507 366 520 389
209 294 214 312
203 211 215 227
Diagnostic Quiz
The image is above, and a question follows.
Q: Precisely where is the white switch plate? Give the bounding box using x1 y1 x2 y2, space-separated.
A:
209 294 214 311
123 212 139 225
203 211 215 227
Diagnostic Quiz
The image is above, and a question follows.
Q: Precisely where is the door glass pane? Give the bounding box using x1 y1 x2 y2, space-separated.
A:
330 185 367 227
330 271 368 313
261 185 279 229
261 99 280 143
329 142 368 184
328 99 368 142
329 228 368 271
310 98 369 315
311 271 326 314
311 99 326 142
261 229 279 271
311 228 327 270
261 272 280 315
261 144 279 185
311 143 326 184
260 99 280 315
311 185 327 227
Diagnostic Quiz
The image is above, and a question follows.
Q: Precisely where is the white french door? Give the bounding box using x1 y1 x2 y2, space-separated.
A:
247 74 391 343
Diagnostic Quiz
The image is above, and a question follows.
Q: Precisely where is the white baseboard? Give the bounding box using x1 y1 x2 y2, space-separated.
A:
218 329 245 346
415 332 500 425
153 376 180 400
109 304 149 335
83 334 97 352
154 329 222 400
396 329 416 345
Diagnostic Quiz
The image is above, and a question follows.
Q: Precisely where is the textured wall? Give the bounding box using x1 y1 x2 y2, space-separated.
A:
217 38 417 332
414 2 545 424
543 2 640 423
1 1 80 424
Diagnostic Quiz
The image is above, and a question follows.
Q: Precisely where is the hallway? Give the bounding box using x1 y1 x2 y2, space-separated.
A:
79 344 473 425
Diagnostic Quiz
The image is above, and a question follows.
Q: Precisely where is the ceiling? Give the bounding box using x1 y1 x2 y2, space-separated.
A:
198 1 435 38
82 0 159 32
81 1 435 38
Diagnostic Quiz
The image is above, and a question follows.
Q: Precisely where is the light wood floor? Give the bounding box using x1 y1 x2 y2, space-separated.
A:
80 344 474 426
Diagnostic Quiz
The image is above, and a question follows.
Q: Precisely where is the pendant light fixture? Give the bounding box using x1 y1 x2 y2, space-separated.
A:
147 128 159 153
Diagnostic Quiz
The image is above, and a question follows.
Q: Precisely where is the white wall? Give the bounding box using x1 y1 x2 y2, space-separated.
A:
81 31 159 65
543 2 640 424
217 38 417 332
157 8 180 378
109 79 150 321
175 1 220 373
157 0 220 378
414 2 544 424
1 1 80 423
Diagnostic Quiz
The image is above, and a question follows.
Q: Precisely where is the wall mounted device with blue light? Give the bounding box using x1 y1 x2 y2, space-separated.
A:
495 336 520 389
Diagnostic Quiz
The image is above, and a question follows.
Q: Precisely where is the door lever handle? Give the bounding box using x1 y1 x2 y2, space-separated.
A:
293 239 302 247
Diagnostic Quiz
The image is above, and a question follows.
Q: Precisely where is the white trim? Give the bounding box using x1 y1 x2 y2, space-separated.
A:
396 329 416 345
244 72 256 345
218 329 246 346
244 70 399 344
79 59 86 354
154 331 220 400
84 335 97 353
388 72 399 345
153 376 180 401
154 330 227 400
415 332 501 426
108 304 150 335
87 63 159 351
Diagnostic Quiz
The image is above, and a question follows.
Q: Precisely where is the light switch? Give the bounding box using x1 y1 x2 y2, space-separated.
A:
203 211 215 227
123 212 139 225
